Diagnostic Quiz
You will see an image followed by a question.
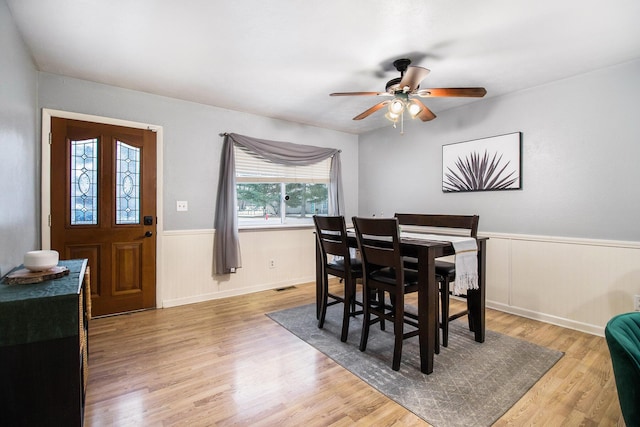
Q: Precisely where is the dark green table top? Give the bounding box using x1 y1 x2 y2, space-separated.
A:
0 259 88 346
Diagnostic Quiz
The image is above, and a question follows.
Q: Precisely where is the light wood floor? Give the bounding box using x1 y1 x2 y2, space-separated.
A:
84 280 624 426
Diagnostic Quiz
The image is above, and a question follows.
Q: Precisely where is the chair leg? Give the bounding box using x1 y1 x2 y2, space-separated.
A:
434 284 440 355
318 272 329 329
359 287 372 352
441 278 450 347
340 277 354 342
379 290 386 331
351 278 360 313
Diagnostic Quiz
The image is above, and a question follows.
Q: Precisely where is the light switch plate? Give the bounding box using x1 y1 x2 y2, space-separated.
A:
176 201 188 212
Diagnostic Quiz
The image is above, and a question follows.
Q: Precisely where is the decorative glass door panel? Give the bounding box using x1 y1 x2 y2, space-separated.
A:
115 141 140 225
70 138 98 225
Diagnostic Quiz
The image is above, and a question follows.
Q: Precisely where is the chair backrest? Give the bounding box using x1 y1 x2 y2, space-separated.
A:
313 215 351 262
352 217 404 283
605 312 640 426
394 213 479 238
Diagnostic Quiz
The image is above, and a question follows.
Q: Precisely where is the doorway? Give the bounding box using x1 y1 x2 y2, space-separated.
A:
44 112 162 316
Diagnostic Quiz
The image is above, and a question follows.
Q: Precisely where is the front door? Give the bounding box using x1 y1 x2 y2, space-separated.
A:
50 118 157 316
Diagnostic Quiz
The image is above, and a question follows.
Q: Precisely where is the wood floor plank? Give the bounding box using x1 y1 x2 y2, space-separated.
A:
84 280 624 426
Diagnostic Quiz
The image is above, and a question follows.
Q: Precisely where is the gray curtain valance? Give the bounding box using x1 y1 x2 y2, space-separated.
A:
214 133 344 275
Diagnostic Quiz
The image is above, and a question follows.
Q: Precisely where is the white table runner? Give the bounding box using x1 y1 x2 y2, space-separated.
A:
401 232 478 295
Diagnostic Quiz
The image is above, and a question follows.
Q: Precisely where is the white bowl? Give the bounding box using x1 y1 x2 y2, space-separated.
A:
24 250 59 272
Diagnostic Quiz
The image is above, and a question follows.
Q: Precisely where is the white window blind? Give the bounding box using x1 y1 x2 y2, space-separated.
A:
234 144 330 183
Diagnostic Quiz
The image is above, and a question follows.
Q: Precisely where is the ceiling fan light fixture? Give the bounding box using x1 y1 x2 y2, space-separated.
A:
389 99 405 115
385 111 400 122
407 100 423 118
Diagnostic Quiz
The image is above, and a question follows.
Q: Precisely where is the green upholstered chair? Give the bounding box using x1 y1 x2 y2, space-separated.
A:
605 311 640 427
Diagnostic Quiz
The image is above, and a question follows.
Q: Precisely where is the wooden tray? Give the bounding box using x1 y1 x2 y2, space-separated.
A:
3 266 70 285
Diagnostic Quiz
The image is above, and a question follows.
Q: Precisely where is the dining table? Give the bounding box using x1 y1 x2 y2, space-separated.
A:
315 228 487 375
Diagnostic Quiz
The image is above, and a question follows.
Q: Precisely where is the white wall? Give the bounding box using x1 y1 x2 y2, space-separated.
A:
359 59 640 242
36 73 358 307
359 59 640 334
0 0 39 276
37 72 360 231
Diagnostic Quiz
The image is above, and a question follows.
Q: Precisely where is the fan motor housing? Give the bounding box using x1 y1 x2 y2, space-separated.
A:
385 77 402 93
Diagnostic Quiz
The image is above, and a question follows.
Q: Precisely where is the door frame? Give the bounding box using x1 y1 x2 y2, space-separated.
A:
41 108 164 309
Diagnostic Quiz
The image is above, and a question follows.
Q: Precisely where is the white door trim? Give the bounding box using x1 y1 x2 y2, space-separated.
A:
41 108 165 308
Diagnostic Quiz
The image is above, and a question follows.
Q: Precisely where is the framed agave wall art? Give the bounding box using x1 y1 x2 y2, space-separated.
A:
442 132 522 193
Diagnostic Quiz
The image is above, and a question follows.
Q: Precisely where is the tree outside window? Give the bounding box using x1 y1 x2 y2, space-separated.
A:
284 183 328 218
237 182 328 225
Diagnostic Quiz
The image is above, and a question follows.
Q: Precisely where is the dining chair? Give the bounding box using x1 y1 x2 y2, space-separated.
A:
605 312 640 426
313 215 363 342
352 216 420 371
395 213 479 348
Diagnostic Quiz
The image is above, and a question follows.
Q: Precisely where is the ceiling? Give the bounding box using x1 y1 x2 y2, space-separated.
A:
7 0 640 134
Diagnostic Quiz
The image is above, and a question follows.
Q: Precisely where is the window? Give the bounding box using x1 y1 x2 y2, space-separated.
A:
115 141 141 224
70 138 98 225
235 144 330 226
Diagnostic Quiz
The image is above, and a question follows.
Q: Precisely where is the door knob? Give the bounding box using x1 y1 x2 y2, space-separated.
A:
144 231 153 238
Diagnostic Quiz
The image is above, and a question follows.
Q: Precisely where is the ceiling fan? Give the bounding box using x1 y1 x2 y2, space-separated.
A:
330 58 486 126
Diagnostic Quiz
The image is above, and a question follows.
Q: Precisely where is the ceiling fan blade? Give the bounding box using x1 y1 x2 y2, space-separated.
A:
353 101 390 120
330 91 390 96
398 66 430 92
411 99 437 121
417 87 487 98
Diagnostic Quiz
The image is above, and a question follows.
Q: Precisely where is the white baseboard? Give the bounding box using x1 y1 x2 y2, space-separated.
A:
487 301 605 337
162 276 314 308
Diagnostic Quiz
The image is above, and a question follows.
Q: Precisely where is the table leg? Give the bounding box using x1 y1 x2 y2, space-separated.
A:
467 239 486 343
417 246 436 374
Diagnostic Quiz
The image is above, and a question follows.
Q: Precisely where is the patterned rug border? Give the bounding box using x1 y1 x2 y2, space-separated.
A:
267 303 563 427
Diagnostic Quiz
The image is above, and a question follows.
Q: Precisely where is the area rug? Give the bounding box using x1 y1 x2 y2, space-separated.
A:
267 303 563 427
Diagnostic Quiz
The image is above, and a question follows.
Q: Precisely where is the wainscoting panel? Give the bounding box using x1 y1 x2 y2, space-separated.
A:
484 237 512 305
161 228 639 336
161 228 316 307
484 232 640 336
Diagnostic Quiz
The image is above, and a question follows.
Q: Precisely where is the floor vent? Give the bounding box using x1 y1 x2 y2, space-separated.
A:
274 286 296 292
